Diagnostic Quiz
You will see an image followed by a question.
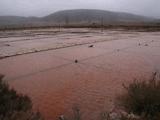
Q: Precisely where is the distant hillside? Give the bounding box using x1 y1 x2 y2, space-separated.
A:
43 9 155 25
0 9 158 28
0 16 42 26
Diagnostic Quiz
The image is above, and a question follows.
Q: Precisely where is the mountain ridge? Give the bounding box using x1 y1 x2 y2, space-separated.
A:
0 9 159 27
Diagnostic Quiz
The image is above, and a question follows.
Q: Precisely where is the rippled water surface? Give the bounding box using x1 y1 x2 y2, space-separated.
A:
0 28 160 120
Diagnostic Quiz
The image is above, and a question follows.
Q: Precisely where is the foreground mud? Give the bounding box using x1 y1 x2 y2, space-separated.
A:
0 28 160 120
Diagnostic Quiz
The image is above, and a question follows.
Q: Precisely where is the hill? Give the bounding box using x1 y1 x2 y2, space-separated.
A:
0 9 158 28
43 9 155 25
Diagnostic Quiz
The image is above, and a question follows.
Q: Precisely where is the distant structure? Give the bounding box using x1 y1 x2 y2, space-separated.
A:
101 17 104 32
65 16 69 26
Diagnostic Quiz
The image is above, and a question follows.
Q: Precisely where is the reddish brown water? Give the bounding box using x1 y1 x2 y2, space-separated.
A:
0 29 160 120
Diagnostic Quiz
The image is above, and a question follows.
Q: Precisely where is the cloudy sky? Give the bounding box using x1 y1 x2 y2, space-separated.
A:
0 0 159 18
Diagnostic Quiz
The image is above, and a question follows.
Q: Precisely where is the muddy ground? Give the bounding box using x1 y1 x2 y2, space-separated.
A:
0 28 160 120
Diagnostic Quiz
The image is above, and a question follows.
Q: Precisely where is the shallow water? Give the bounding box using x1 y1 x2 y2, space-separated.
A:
0 28 160 120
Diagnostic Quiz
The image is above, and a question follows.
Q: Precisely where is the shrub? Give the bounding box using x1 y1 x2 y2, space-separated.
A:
118 72 160 120
0 74 43 120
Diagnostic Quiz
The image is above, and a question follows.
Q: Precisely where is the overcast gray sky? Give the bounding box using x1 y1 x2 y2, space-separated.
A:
0 0 159 18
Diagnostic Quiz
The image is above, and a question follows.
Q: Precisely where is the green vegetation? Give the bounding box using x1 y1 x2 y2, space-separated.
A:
118 72 160 120
0 75 43 120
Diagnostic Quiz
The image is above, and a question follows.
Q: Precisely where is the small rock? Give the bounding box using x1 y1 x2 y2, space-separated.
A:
5 44 10 46
127 113 140 119
59 115 65 120
35 50 38 52
88 45 94 48
109 112 121 120
75 60 78 63
145 44 148 46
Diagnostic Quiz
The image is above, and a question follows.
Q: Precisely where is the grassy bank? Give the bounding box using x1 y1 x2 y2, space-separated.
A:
0 75 43 120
